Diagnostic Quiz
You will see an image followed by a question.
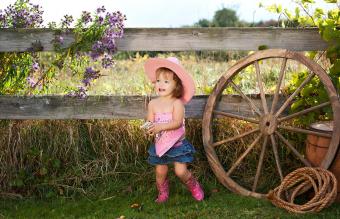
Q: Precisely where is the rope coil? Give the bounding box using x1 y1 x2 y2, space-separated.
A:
267 167 337 213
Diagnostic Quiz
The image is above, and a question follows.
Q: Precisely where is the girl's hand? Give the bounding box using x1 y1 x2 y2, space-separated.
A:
147 123 162 136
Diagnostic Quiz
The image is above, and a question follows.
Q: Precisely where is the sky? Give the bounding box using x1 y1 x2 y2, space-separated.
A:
0 0 337 27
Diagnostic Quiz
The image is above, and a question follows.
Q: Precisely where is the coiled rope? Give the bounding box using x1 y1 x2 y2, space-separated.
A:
267 167 337 213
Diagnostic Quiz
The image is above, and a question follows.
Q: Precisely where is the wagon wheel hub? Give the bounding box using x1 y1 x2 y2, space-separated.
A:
259 114 278 136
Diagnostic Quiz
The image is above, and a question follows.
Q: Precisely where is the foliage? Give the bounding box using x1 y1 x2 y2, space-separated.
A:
193 7 283 28
0 0 125 97
212 8 239 27
262 0 340 125
0 0 43 94
194 7 241 27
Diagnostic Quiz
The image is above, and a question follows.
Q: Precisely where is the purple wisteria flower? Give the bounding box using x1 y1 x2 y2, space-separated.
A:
82 67 101 86
101 54 114 68
26 76 36 88
32 62 39 71
96 6 106 14
0 1 43 28
66 86 87 99
57 35 64 44
81 11 92 24
61 15 73 28
53 35 64 45
97 16 104 25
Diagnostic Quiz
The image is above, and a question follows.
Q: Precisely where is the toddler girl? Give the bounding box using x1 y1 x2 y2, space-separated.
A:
143 57 204 203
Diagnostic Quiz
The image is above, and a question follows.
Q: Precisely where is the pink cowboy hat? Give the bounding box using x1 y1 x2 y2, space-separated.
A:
144 57 195 104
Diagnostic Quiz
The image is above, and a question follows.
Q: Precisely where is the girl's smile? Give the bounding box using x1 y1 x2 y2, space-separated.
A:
155 73 176 98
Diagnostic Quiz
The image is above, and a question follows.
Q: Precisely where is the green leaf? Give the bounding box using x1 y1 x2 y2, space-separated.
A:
291 99 304 112
258 45 268 50
295 7 300 18
277 5 282 13
300 85 314 97
302 0 315 3
314 8 324 18
284 9 293 20
266 4 279 13
324 0 337 3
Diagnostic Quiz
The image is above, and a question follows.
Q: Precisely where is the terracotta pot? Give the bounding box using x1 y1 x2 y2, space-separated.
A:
305 121 340 202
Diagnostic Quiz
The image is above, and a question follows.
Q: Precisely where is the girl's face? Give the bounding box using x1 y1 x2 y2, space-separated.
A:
155 72 177 98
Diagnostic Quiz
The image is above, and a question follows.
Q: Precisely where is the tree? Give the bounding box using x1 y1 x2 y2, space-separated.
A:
195 18 211 27
212 8 239 27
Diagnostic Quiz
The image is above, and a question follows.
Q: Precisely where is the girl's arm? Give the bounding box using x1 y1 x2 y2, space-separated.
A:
146 100 155 123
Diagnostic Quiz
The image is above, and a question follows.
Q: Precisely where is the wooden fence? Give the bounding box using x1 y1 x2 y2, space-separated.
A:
0 28 326 119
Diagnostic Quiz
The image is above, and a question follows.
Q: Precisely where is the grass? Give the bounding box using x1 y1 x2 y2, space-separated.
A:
1 177 340 219
42 51 328 97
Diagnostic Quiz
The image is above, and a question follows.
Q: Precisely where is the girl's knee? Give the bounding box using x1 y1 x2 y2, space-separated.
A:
156 165 168 176
174 164 188 178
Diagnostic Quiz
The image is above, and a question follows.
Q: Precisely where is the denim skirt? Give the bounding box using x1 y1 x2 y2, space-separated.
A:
147 139 196 165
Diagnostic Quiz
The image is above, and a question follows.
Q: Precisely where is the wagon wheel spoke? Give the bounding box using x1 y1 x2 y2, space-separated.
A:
275 72 315 117
226 134 263 176
278 101 331 122
252 136 268 192
270 58 287 114
213 110 259 124
254 61 269 114
275 131 311 166
212 128 260 147
229 80 262 116
278 125 332 138
270 134 283 181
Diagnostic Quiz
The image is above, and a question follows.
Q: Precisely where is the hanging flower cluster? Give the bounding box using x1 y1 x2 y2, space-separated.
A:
0 0 126 97
0 0 43 28
53 6 126 98
0 0 44 93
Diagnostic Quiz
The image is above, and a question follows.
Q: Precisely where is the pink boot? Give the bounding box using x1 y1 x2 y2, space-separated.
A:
185 176 204 201
155 178 169 203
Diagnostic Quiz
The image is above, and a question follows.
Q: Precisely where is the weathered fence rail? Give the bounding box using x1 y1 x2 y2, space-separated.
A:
0 27 324 119
0 95 285 119
0 28 326 52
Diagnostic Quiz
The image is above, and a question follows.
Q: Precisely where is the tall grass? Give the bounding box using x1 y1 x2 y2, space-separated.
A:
0 118 305 198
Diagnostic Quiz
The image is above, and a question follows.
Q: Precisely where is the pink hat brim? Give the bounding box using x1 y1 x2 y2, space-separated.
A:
144 58 195 104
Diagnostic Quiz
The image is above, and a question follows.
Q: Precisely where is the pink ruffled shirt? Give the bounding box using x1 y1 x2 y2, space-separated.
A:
154 112 185 157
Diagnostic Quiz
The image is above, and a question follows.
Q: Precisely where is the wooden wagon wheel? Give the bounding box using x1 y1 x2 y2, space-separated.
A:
202 49 340 199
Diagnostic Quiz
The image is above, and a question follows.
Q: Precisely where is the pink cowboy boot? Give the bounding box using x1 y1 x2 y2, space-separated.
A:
155 178 169 203
184 175 204 201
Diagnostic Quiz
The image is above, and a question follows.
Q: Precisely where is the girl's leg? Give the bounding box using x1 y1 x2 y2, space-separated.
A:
155 164 168 184
173 162 191 182
155 164 169 203
174 162 204 201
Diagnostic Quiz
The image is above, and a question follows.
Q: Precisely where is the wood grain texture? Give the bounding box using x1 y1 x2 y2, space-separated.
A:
0 94 284 120
0 28 327 52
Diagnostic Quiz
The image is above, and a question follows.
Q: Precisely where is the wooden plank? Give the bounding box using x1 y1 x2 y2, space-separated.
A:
0 95 285 120
0 28 327 52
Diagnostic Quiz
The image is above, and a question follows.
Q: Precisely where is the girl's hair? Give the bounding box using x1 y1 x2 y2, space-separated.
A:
155 67 183 99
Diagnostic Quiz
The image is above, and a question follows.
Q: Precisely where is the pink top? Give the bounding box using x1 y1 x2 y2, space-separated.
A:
154 112 185 157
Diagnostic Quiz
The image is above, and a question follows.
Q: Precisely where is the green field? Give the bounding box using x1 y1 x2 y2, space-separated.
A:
1 178 340 219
